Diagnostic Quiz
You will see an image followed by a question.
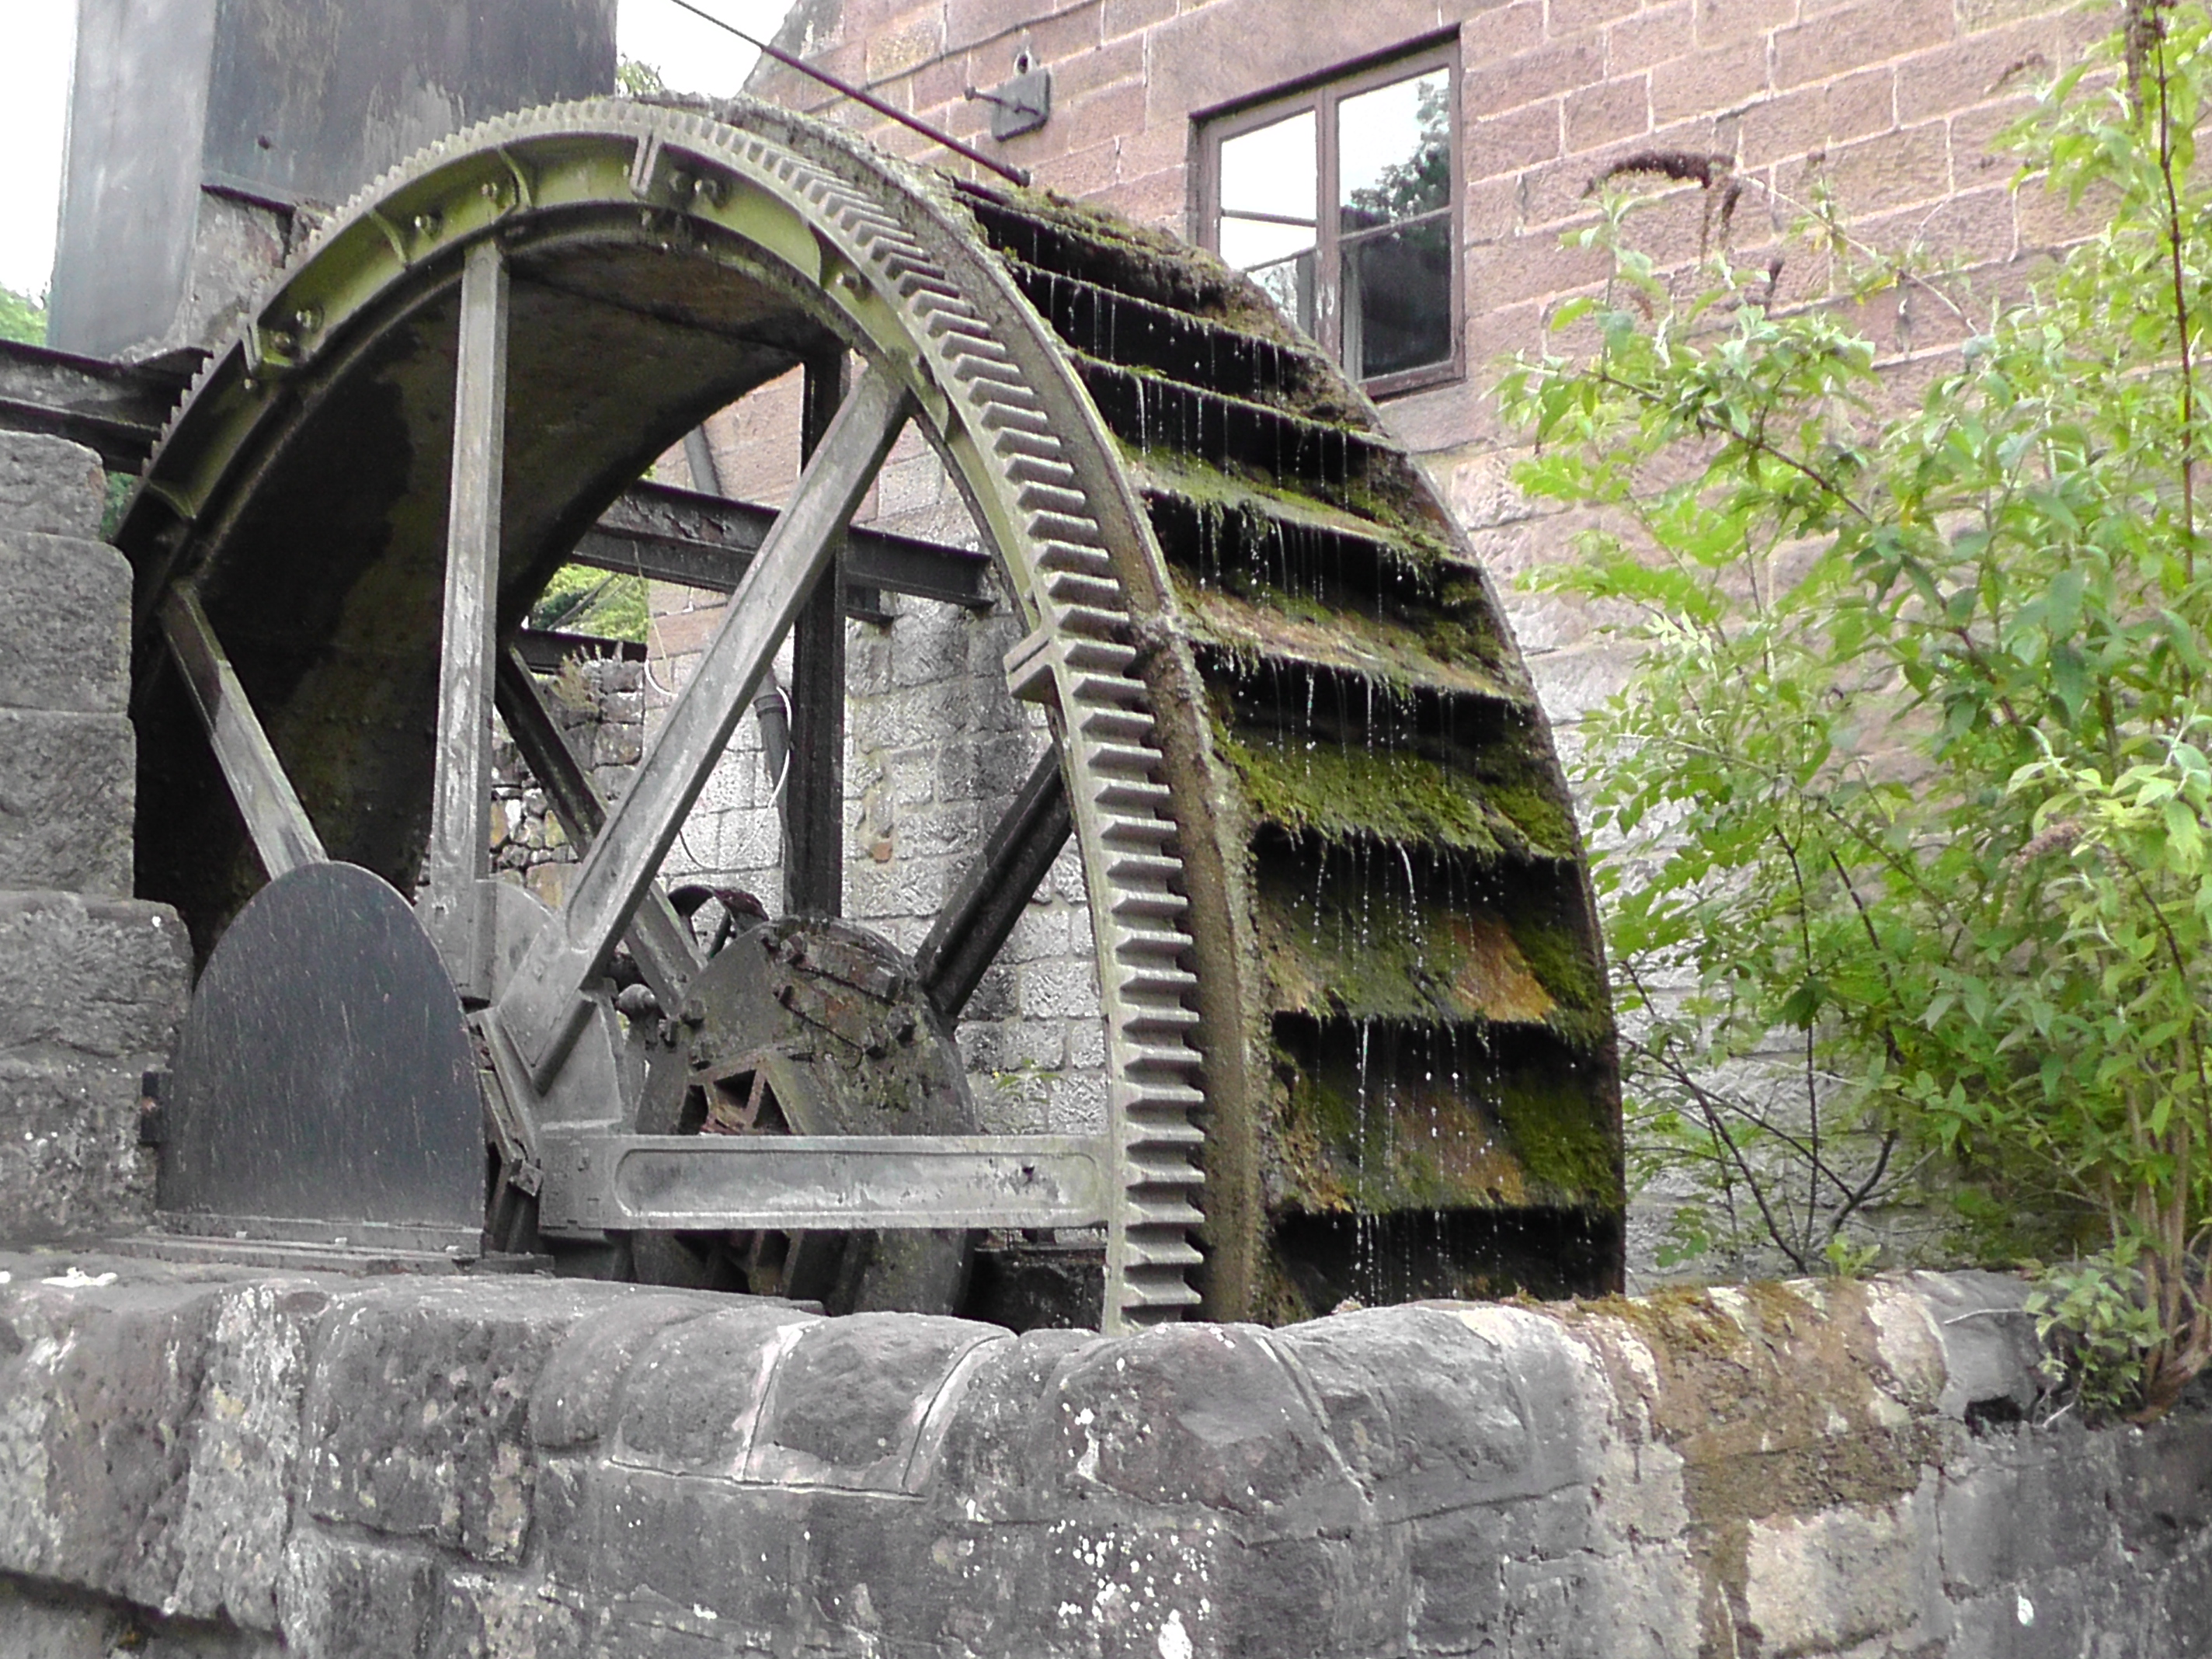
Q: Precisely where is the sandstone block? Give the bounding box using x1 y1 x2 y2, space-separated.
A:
0 531 130 713
0 433 108 540
0 1057 155 1242
0 710 134 895
301 1278 645 1565
0 891 186 1063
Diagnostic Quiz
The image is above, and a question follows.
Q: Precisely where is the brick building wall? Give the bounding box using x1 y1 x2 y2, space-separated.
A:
699 0 2116 1270
750 0 2106 717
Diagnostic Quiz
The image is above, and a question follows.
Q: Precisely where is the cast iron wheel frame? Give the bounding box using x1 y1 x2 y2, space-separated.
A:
121 97 1209 1330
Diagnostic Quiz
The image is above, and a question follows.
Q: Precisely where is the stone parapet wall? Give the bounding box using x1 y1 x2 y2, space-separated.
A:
1 1256 2203 1657
0 433 190 1244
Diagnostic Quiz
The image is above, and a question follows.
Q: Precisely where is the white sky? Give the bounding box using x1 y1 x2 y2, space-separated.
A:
0 0 796 301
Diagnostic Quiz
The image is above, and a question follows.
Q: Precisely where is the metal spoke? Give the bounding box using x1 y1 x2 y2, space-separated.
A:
913 746 1072 1020
159 586 326 878
423 240 508 1000
494 364 912 1079
492 647 701 1013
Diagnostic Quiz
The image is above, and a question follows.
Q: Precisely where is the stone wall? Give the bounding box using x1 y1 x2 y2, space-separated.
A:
488 656 646 912
1 1254 2203 1657
0 434 190 1244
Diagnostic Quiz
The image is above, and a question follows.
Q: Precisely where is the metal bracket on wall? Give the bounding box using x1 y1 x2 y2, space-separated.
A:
968 54 1051 142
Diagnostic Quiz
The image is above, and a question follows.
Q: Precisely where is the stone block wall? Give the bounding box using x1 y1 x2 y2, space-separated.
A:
0 433 190 1244
1 1254 2204 1656
488 656 647 912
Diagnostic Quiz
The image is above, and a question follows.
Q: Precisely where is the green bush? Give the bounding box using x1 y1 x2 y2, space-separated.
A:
1501 0 2212 1418
0 287 46 346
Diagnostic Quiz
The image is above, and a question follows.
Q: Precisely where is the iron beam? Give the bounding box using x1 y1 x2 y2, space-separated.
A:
0 339 193 471
576 482 994 611
494 367 911 1081
158 586 327 878
914 746 1073 1019
423 239 508 1000
510 628 645 672
535 1129 1111 1235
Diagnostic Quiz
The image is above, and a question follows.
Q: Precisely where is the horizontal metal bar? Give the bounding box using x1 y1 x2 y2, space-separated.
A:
536 1131 1112 1236
512 627 647 671
579 480 995 611
0 340 197 471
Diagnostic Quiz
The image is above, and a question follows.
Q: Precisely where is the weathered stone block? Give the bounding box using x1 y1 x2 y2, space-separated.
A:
0 1057 155 1242
0 434 107 541
748 1312 1005 1490
301 1279 639 1564
0 532 130 714
1742 1493 1934 1653
0 1264 214 1608
0 893 186 1241
1039 1322 1357 1522
0 711 134 895
528 1290 721 1452
608 1299 818 1473
0 891 188 1059
1272 1306 1545 1519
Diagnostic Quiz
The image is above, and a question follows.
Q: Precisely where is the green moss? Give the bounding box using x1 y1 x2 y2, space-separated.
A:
1170 566 1520 703
1473 753 1581 863
1274 1033 1539 1212
1254 850 1563 1027
1495 1070 1622 1205
1215 717 1580 865
1218 722 1501 857
1129 442 1459 582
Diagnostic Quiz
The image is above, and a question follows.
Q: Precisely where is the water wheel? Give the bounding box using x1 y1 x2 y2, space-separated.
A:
119 96 1620 1328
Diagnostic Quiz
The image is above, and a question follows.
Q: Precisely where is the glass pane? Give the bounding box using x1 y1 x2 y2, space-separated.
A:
1243 249 1316 337
1220 214 1315 271
1342 218 1451 381
1338 68 1451 233
1219 109 1317 224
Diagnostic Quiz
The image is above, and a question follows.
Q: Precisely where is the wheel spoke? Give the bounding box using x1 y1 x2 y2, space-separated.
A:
158 585 326 878
913 746 1072 1020
492 647 701 1012
494 364 913 1078
423 239 508 998
784 350 848 918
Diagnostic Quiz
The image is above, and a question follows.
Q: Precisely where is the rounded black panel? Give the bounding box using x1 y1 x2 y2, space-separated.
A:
159 861 483 1236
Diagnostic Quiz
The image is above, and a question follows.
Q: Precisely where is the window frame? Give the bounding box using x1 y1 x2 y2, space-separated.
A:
1197 38 1464 400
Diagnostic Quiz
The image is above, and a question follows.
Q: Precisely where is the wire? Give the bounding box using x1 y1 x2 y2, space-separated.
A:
656 0 1031 186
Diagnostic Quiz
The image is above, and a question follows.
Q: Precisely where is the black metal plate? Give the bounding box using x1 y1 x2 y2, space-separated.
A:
158 861 483 1237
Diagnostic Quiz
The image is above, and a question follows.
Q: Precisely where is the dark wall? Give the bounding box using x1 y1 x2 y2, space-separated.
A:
50 0 617 359
200 0 617 207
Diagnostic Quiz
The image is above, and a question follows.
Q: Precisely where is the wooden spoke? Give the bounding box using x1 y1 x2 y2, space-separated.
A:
493 364 912 1079
423 239 509 999
785 350 848 918
492 648 701 1014
159 586 326 879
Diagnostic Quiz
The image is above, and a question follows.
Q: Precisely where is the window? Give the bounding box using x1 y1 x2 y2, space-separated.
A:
1200 43 1460 395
